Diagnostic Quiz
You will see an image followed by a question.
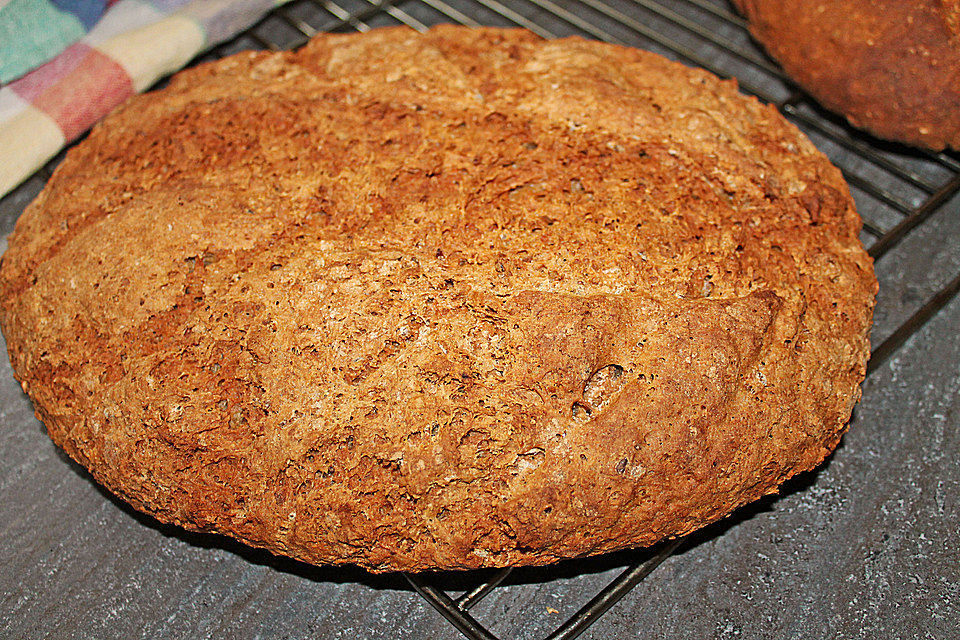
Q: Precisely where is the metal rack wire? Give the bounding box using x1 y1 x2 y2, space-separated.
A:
10 1 960 638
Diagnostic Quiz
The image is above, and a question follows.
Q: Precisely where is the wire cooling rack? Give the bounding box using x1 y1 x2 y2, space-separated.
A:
9 1 960 639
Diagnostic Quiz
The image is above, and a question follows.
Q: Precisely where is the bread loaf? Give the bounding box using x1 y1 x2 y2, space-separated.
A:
733 0 960 150
0 26 877 572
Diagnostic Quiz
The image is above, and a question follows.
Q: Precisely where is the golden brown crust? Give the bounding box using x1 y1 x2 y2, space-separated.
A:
733 0 960 150
0 26 876 572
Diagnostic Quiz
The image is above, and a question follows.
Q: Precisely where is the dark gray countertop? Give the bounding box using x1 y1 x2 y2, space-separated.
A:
1 1 958 638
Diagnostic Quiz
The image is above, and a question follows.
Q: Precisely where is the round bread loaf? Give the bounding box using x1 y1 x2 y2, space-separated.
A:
0 26 876 572
732 0 960 150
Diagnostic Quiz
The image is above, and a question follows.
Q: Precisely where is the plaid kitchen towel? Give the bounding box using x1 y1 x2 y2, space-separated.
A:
0 0 113 84
0 0 291 198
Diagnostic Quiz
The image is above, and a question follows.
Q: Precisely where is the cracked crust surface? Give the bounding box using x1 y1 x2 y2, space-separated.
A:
0 26 876 572
733 0 960 150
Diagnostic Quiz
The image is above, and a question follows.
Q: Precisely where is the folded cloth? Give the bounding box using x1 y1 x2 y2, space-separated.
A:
0 0 114 84
0 0 291 198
